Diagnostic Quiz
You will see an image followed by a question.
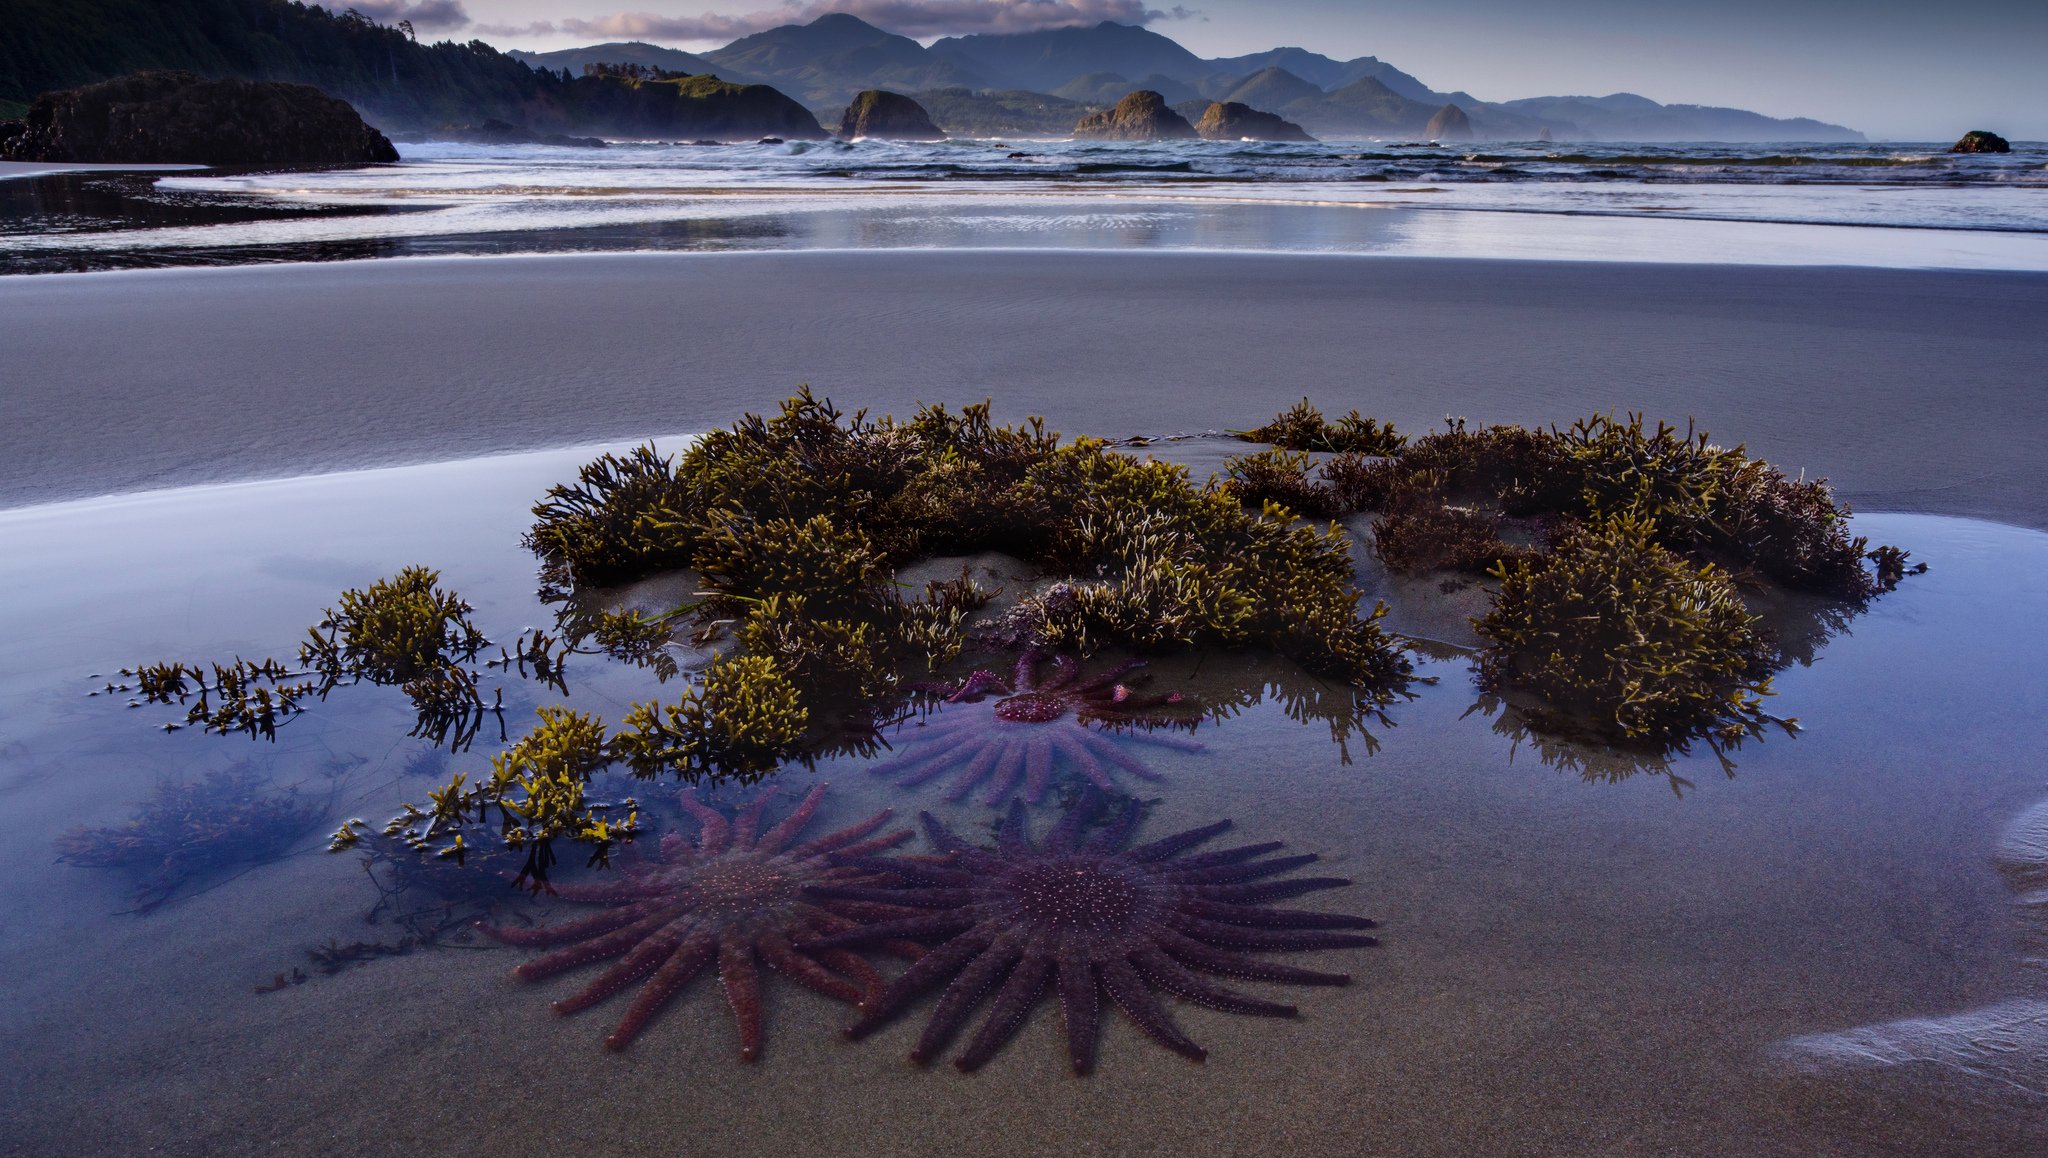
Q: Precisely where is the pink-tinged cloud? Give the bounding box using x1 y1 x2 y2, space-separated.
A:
346 0 474 30
535 1 1192 43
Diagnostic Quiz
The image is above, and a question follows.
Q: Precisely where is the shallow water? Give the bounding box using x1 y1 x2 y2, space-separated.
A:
5 137 2046 274
0 440 2044 1154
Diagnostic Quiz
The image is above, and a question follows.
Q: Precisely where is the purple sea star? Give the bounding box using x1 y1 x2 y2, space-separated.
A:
477 784 924 1061
802 794 1378 1073
868 650 1203 805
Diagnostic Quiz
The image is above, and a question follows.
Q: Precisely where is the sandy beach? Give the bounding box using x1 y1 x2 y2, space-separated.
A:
6 250 2048 530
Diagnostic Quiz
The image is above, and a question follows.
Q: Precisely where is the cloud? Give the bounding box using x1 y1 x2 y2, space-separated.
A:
528 1 1193 43
345 0 474 30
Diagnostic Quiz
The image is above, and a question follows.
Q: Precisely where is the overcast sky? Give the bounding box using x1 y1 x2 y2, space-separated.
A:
358 0 2048 139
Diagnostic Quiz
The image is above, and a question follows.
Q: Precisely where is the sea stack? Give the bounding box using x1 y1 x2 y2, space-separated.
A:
1425 103 1474 142
1950 129 2012 154
1193 102 1315 142
838 90 944 141
1072 91 1197 141
0 71 399 164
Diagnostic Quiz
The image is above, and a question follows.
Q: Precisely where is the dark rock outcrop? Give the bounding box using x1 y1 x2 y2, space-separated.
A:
429 119 605 148
1951 129 2012 154
1071 90 1197 140
1193 101 1315 142
838 90 944 140
1424 102 1473 141
0 71 398 165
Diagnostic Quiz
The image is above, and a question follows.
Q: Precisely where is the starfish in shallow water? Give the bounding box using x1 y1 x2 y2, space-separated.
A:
803 794 1378 1073
477 784 924 1061
868 650 1203 806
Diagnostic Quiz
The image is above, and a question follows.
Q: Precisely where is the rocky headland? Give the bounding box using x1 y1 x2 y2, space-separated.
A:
1951 129 2012 154
1425 103 1474 141
1072 90 1196 140
0 71 398 165
1193 101 1315 142
837 90 944 140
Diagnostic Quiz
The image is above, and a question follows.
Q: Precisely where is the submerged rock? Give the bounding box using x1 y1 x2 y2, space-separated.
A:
837 90 944 140
1950 129 2012 154
0 71 398 165
1425 102 1473 142
1193 101 1315 142
1071 90 1197 141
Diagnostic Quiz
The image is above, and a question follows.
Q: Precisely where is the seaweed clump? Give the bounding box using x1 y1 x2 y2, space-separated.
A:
130 567 562 750
525 389 1411 704
1474 515 1783 750
1236 398 1405 455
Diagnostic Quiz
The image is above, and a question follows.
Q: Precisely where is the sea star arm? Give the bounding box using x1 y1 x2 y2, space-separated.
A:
1100 957 1206 1062
798 808 899 855
1056 955 1102 1075
679 793 731 855
553 927 689 1015
953 950 1053 1072
1169 915 1380 951
846 933 993 1037
602 925 717 1051
757 930 863 1005
718 926 766 1062
1164 852 1323 884
506 909 675 979
1126 819 1233 862
1047 729 1120 793
1131 947 1298 1017
910 941 1021 1064
754 783 828 854
1153 929 1353 985
1192 876 1360 904
730 791 776 847
980 742 1030 805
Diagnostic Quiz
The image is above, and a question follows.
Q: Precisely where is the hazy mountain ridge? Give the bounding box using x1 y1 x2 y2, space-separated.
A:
0 4 1867 142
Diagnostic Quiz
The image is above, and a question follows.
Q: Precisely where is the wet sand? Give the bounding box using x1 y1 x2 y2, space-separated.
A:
4 251 2048 528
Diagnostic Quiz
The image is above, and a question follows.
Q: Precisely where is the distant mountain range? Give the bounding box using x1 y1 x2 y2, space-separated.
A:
4 4 1865 143
514 15 1863 142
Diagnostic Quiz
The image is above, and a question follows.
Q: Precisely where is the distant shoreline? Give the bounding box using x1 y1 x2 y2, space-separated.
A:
5 249 2046 531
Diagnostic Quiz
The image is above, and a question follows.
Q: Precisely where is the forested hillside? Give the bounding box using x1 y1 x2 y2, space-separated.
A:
0 0 823 137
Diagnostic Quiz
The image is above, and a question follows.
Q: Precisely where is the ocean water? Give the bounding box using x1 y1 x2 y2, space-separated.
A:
1 439 2045 1154
3 137 2045 273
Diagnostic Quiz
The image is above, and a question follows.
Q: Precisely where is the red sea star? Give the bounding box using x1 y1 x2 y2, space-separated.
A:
477 784 924 1061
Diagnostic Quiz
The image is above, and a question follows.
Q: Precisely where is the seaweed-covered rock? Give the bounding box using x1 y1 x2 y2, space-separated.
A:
1950 129 2012 154
0 71 398 165
837 90 944 140
1193 101 1315 142
1071 91 1197 141
1425 102 1473 141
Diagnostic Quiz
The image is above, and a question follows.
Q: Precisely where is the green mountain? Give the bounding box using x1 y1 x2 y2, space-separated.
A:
705 13 982 107
1218 67 1324 112
929 21 1209 93
0 0 823 137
